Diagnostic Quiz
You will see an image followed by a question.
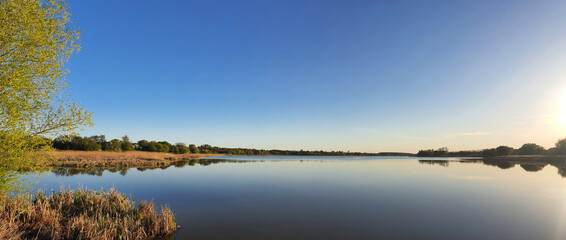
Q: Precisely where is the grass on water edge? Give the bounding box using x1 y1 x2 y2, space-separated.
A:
0 187 178 239
51 150 225 169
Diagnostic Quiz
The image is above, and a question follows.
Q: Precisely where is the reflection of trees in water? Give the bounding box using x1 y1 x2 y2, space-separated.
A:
52 168 106 177
482 159 516 169
418 160 449 167
0 168 35 196
458 159 483 164
520 164 546 172
495 162 516 169
52 159 248 177
552 160 566 178
460 157 566 179
429 157 566 179
107 168 127 176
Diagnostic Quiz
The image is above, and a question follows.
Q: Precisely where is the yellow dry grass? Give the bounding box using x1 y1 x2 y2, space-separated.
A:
50 150 224 168
0 187 177 239
53 150 223 161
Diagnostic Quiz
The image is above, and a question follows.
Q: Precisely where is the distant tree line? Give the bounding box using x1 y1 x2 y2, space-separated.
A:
50 135 393 156
417 138 566 158
52 135 566 157
52 135 198 154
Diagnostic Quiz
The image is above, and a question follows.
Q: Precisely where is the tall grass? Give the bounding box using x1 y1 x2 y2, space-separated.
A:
54 150 223 161
51 150 224 169
0 188 177 239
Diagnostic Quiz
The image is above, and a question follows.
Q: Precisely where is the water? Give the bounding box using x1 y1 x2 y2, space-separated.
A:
32 156 566 240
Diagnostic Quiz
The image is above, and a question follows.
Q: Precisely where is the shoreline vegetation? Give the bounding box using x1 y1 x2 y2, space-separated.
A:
4 136 563 240
1 1 179 239
0 187 177 239
417 137 566 160
419 157 566 178
4 143 563 240
51 150 224 169
49 135 413 157
47 135 566 170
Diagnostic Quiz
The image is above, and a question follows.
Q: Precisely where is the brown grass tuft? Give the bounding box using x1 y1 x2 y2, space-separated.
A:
0 188 177 239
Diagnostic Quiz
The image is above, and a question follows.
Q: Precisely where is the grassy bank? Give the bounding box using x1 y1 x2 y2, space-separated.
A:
51 150 225 168
0 187 177 239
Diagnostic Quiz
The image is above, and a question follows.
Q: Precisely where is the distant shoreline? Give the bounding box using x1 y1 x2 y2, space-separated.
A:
49 151 566 169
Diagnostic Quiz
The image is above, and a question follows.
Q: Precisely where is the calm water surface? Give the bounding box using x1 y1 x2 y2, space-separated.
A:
33 156 566 240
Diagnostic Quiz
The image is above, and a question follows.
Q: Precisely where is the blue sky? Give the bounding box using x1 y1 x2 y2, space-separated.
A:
67 0 566 152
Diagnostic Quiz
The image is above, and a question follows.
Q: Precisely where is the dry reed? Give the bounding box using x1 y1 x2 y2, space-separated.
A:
51 150 224 169
0 188 178 239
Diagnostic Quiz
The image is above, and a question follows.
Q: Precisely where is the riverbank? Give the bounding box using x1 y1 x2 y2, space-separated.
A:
51 150 225 168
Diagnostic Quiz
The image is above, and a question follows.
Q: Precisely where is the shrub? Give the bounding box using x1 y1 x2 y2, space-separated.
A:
555 138 566 156
495 146 513 156
518 143 546 155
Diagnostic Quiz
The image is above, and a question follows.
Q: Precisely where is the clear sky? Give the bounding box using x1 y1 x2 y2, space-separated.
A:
67 0 566 153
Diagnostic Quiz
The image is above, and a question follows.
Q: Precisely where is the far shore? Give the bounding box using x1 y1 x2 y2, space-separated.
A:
48 151 566 169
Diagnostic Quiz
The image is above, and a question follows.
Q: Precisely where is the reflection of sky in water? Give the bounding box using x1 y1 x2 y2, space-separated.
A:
33 158 566 240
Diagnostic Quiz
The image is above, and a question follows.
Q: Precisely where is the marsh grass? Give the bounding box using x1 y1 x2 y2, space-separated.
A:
0 187 177 239
52 150 224 168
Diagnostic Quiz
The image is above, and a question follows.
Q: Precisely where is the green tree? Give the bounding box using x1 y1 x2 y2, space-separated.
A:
189 144 199 154
482 148 496 158
555 138 566 156
137 140 149 151
120 135 134 151
147 141 159 152
417 149 434 157
175 143 189 154
90 135 107 150
518 143 546 155
106 139 122 152
0 0 92 182
495 146 513 156
157 141 171 153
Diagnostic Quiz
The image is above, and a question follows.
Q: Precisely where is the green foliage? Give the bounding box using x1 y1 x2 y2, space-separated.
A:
106 139 122 152
89 135 107 149
120 135 134 151
417 150 433 157
174 143 189 154
137 140 149 151
0 0 92 192
418 138 566 159
416 148 449 157
518 143 546 155
189 144 199 153
53 135 100 151
51 136 566 159
157 141 171 153
495 146 513 156
555 138 566 156
482 148 496 158
121 141 134 151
